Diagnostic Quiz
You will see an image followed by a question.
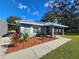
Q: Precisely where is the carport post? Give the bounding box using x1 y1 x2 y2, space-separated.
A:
62 28 64 36
52 27 55 37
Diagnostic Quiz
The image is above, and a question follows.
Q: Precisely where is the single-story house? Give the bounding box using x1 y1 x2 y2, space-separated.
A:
19 21 68 37
0 19 8 37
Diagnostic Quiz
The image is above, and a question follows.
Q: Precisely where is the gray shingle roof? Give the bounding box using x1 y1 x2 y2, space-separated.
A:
19 21 68 28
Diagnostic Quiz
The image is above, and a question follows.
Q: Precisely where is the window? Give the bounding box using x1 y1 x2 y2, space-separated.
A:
33 27 39 33
23 27 30 33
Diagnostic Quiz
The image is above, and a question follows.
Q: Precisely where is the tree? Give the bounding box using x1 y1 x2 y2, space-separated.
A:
7 16 21 30
41 11 56 22
7 16 21 24
41 0 79 33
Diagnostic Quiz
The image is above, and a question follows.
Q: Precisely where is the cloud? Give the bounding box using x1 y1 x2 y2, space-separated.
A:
12 0 27 9
44 0 54 8
44 0 61 8
53 3 59 7
44 3 49 7
12 0 39 15
18 3 27 10
49 0 54 3
33 11 39 15
44 2 53 8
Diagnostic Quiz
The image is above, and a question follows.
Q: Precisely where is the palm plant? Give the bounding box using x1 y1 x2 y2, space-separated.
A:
23 32 29 41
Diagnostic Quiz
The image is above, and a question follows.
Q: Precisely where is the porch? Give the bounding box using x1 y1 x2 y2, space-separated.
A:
39 26 65 38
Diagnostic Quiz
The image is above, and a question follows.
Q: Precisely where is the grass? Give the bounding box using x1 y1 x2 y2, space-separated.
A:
64 35 79 40
40 35 79 59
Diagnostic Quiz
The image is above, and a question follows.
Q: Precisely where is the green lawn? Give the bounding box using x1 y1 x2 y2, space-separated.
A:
40 35 79 59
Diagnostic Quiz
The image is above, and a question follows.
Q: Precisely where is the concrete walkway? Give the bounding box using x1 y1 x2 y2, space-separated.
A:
3 36 71 59
0 37 11 59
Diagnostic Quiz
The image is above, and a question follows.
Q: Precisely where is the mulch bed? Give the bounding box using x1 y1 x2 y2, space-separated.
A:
7 36 56 53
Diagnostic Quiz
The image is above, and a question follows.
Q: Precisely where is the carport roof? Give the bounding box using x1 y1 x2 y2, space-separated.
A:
19 21 68 28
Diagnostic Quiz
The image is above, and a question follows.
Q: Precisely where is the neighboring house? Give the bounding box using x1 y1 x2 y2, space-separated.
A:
0 19 8 37
19 21 68 37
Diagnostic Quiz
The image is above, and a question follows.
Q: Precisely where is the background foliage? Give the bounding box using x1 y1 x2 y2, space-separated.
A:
41 0 79 34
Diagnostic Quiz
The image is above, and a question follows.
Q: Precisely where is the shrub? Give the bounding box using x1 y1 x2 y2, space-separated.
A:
23 32 29 41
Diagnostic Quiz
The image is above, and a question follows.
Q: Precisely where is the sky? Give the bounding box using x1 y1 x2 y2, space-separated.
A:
0 0 78 21
0 0 49 21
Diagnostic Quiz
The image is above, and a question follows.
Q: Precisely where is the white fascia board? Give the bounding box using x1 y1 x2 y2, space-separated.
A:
19 21 44 26
19 21 68 28
53 24 68 28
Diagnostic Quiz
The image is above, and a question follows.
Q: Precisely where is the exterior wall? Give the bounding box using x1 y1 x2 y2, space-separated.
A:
20 24 41 37
20 23 65 38
0 20 8 37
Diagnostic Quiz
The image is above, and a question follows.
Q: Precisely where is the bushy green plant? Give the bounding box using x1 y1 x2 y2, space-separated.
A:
23 32 29 41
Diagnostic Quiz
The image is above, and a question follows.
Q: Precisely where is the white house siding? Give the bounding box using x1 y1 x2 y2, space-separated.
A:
0 20 8 37
20 24 41 37
20 26 34 37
